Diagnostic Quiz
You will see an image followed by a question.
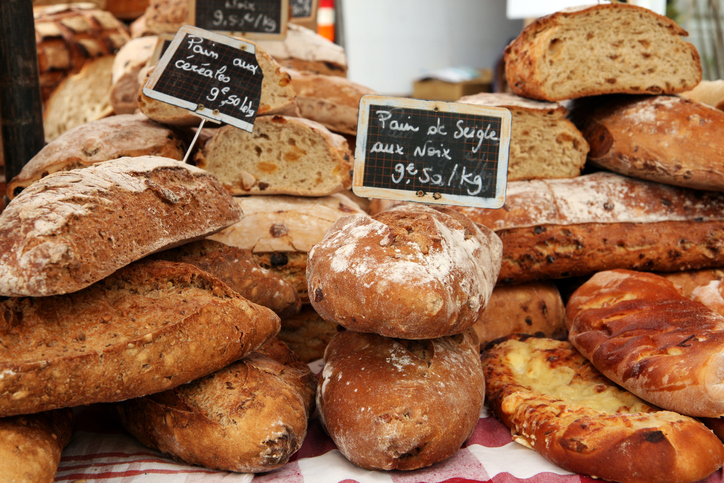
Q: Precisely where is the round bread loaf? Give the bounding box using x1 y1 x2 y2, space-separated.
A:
317 329 484 471
307 203 502 339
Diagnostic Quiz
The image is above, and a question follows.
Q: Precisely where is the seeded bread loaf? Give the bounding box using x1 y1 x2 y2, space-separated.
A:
457 92 588 181
117 338 315 473
0 156 241 297
504 3 702 102
307 203 502 339
0 259 280 417
569 94 724 191
8 114 187 200
194 116 352 196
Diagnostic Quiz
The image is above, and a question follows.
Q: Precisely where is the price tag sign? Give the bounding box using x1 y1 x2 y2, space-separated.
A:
291 0 317 20
189 0 289 40
143 25 264 133
353 96 512 209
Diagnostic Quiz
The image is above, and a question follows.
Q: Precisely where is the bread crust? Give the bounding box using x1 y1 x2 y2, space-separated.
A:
117 338 315 473
0 259 280 417
307 203 502 339
566 269 724 417
318 330 484 471
483 336 724 483
0 156 241 297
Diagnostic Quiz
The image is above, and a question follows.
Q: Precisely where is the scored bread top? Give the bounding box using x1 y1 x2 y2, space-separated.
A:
0 156 241 297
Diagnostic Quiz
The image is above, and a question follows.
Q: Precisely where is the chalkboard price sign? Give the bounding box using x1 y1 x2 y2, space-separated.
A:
143 25 263 132
189 0 289 40
353 95 512 209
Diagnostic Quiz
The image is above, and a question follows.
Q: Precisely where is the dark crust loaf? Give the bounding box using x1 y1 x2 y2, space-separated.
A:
116 338 316 473
569 94 724 191
150 240 301 318
0 156 242 297
453 172 724 284
317 330 484 471
0 259 280 417
566 269 724 418
483 336 724 483
307 203 502 339
0 408 74 483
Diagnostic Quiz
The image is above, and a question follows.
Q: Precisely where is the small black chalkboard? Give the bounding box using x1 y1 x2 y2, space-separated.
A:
143 25 264 132
353 95 512 209
189 0 289 40
291 0 317 19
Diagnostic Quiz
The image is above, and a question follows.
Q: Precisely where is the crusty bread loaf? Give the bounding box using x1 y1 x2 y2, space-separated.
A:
257 24 347 77
0 156 241 297
34 3 129 101
135 0 186 35
307 203 502 339
104 0 149 20
0 409 74 483
474 281 566 346
286 68 376 135
8 114 186 200
457 92 588 181
150 239 301 318
504 3 702 101
0 259 280 417
117 338 314 473
252 251 310 304
452 172 724 284
43 54 116 141
277 304 341 363
110 36 157 114
566 269 724 418
194 116 352 196
318 329 484 470
680 79 724 110
483 336 724 483
662 268 724 298
569 94 724 191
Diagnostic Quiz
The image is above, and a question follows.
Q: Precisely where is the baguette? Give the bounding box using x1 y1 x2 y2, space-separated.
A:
0 156 241 297
0 259 280 418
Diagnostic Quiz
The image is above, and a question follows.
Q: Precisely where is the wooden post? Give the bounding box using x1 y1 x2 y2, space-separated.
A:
0 0 45 194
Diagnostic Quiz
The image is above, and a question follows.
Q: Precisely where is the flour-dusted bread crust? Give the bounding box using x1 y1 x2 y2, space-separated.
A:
195 116 352 196
0 409 73 483
8 114 186 200
117 338 314 473
0 156 241 297
483 336 724 483
457 92 588 181
569 94 724 191
257 24 347 77
0 259 280 417
504 3 702 101
307 203 502 339
452 172 724 284
566 269 724 418
151 239 301 318
318 330 484 471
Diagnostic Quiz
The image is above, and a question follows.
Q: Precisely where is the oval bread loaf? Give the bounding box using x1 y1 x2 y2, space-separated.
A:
318 330 484 471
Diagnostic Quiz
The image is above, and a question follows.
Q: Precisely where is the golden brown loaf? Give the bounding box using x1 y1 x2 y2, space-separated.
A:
660 268 724 298
566 269 724 418
318 330 485 471
504 3 702 101
117 338 315 473
0 259 280 418
483 336 724 483
307 203 502 339
0 156 241 297
7 114 187 200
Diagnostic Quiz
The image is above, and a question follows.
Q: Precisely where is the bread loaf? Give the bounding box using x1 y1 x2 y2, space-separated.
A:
7 114 187 200
661 268 724 298
117 338 315 473
504 3 702 101
0 259 280 417
277 304 341 363
135 0 186 35
257 24 347 77
452 172 724 284
566 269 724 417
110 36 157 114
252 251 310 303
307 203 502 339
457 92 588 181
569 94 724 191
0 156 241 297
483 336 724 483
317 330 484 470
680 79 724 111
194 116 352 196
0 409 74 483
